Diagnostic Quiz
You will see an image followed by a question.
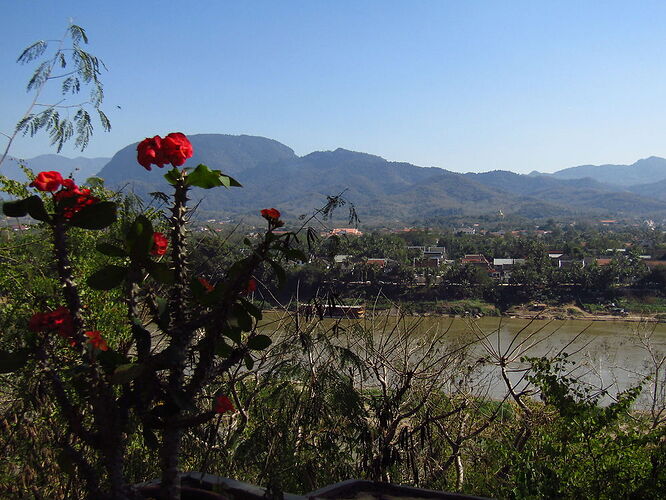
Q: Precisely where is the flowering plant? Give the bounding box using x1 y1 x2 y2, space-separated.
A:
2 132 304 499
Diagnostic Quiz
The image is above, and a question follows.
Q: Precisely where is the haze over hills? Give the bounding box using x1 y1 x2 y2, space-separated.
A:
6 135 666 223
1 155 110 184
530 156 666 188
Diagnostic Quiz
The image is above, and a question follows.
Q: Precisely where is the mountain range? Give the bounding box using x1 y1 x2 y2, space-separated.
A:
4 135 666 224
2 155 109 184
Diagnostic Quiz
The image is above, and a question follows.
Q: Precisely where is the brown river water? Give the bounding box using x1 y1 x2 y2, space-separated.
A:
261 312 666 408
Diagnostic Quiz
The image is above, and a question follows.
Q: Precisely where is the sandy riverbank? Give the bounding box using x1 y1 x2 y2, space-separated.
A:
505 303 663 323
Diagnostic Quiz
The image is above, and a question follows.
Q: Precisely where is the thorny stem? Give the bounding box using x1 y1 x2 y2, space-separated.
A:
52 217 130 499
52 216 85 343
160 175 191 500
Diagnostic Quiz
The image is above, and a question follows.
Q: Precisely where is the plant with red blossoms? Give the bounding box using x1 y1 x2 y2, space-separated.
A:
151 232 169 256
2 131 306 500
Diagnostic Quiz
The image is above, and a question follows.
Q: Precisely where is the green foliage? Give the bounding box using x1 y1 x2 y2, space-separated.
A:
13 24 110 152
68 201 117 229
184 164 241 189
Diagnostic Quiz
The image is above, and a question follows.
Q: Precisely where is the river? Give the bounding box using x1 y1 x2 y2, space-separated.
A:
261 312 666 408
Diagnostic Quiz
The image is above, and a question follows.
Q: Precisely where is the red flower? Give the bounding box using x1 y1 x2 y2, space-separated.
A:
161 133 194 167
242 278 257 295
198 277 214 293
137 136 166 171
85 331 108 351
137 133 193 170
260 208 284 228
261 208 280 221
151 232 169 256
53 180 98 219
29 307 76 346
214 395 235 414
30 171 64 192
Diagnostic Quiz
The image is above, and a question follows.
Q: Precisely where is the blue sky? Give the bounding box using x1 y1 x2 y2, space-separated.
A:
2 1 666 173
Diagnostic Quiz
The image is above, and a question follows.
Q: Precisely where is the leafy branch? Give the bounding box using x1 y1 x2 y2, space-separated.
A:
0 24 110 168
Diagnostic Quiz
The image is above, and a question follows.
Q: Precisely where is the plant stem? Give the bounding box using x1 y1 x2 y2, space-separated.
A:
160 175 190 500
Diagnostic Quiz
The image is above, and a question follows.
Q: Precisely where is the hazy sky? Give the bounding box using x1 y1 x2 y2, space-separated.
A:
2 1 666 173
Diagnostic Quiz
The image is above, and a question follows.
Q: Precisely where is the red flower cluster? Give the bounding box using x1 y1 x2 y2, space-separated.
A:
151 232 169 256
260 208 284 228
85 331 108 351
137 133 193 171
214 395 235 414
29 307 76 346
29 172 98 219
53 179 98 219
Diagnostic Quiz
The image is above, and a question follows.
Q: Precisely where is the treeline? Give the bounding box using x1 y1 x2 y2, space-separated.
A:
188 228 666 310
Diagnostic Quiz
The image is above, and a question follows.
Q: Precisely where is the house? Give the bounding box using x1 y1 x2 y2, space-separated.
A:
461 254 494 272
492 258 525 280
333 254 351 264
330 228 363 236
366 258 390 268
551 254 589 268
410 246 447 268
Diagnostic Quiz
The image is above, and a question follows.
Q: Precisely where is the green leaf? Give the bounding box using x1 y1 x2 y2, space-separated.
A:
268 260 287 288
2 199 28 218
247 334 272 350
110 363 144 385
164 168 180 185
24 195 51 223
96 242 127 258
146 261 174 284
239 297 262 321
68 201 116 229
87 265 128 290
230 302 253 332
185 164 242 189
214 339 233 358
96 349 129 374
126 215 154 260
244 354 255 370
190 276 207 301
0 348 30 374
155 296 170 331
222 324 242 344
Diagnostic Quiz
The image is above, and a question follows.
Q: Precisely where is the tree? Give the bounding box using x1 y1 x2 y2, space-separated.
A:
1 24 110 168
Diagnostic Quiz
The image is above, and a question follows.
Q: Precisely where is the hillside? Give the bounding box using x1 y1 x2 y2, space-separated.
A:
531 156 666 187
13 135 666 224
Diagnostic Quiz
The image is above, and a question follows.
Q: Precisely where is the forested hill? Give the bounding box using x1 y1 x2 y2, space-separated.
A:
16 135 666 223
530 156 666 188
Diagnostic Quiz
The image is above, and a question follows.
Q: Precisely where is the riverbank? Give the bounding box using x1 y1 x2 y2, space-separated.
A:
505 303 663 322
